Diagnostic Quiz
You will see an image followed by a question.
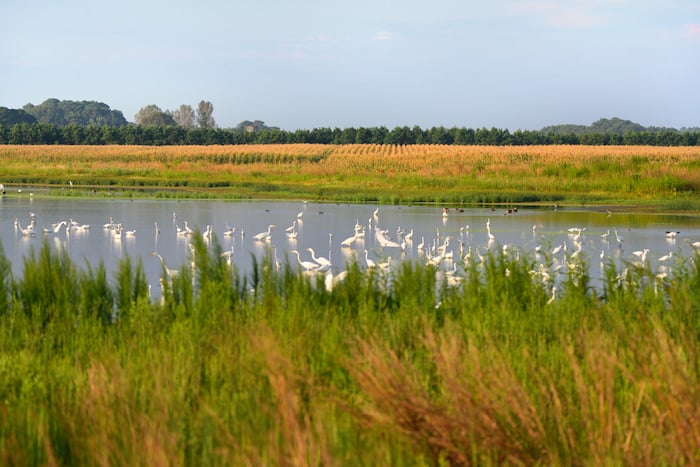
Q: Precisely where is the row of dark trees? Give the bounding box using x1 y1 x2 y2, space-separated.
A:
1 99 218 129
3 99 698 145
1 122 699 146
17 99 128 127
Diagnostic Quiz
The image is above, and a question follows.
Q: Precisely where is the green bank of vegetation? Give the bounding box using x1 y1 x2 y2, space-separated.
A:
2 236 700 465
2 144 700 210
2 120 699 147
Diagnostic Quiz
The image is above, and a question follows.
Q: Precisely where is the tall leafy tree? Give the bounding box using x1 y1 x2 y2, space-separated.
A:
170 104 196 128
134 105 176 126
23 99 127 126
196 101 216 129
0 107 37 126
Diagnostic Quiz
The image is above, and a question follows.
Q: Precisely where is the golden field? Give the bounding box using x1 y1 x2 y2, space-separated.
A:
1 144 699 206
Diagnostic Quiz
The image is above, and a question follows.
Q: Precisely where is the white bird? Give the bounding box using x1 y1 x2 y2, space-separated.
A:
464 246 472 265
290 249 319 271
297 210 304 219
16 221 34 237
151 252 179 279
202 225 212 240
324 269 335 292
486 220 495 241
613 228 624 246
632 248 649 263
570 242 583 259
223 223 235 237
665 231 680 239
340 232 356 248
375 229 401 248
221 246 235 266
253 224 276 242
325 269 348 292
426 252 444 266
273 247 282 272
437 237 451 255
378 256 392 270
306 247 332 269
285 220 297 234
657 251 673 263
364 250 376 269
546 286 557 305
51 220 67 234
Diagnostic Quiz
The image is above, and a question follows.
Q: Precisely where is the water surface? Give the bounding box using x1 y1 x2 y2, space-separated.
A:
2 194 699 300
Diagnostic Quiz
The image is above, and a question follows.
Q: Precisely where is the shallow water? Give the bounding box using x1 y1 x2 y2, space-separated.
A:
1 194 700 300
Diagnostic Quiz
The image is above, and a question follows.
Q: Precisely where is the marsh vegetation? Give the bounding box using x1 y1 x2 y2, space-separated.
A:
1 144 700 208
1 235 700 465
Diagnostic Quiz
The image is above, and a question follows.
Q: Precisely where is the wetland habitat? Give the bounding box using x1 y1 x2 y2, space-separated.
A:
1 144 700 465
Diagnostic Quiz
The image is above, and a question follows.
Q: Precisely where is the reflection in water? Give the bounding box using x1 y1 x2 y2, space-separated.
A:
0 195 699 301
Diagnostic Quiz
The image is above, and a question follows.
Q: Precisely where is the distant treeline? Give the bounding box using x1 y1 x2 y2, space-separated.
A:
1 122 699 146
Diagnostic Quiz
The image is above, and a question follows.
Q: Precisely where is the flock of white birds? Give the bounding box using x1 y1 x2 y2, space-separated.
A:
11 203 700 302
158 206 700 300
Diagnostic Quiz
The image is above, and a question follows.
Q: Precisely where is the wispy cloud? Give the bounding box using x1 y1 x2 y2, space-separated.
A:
686 23 700 39
372 31 393 41
549 10 601 28
507 1 606 28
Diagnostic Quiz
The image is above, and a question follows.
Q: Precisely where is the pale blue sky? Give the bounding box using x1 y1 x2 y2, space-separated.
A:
1 0 698 130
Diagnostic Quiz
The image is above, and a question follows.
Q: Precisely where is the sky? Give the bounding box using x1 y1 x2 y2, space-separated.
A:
1 0 699 131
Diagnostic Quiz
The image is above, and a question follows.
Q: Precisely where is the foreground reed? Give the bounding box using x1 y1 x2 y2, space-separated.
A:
1 237 699 465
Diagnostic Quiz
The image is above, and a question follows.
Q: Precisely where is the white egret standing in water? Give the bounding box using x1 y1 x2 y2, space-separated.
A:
254 224 276 242
151 252 179 279
306 247 331 269
290 250 319 272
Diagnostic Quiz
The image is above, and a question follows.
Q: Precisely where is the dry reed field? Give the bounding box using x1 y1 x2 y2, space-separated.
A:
1 144 699 205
